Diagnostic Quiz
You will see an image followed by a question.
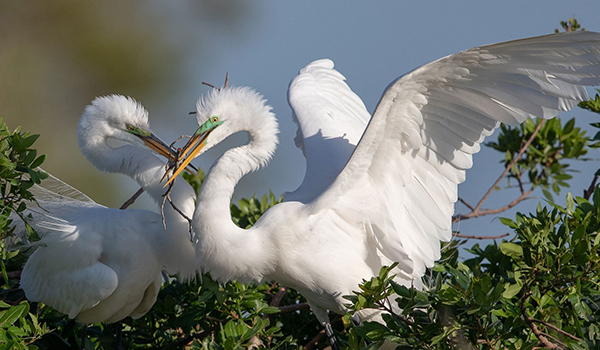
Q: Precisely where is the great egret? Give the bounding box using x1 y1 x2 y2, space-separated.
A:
19 95 199 324
168 31 600 346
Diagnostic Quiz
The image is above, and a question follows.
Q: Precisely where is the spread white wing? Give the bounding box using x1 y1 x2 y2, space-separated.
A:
306 31 600 280
286 59 371 203
29 170 96 205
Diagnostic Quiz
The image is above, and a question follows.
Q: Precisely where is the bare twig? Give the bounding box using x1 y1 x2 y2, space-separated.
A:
167 196 192 224
520 295 563 349
276 302 310 314
530 318 582 341
169 135 191 148
160 181 176 229
202 73 230 91
453 188 534 223
458 198 475 211
202 81 220 90
453 232 510 240
305 329 326 350
270 287 287 308
584 175 599 200
119 187 145 209
454 120 545 225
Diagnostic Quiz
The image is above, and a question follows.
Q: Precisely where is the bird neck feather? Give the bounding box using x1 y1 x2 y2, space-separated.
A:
194 109 279 284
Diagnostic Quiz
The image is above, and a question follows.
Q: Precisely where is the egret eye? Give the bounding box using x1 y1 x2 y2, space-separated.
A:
211 116 219 123
126 124 135 131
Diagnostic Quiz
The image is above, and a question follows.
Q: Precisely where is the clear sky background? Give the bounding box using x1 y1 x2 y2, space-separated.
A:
8 1 600 242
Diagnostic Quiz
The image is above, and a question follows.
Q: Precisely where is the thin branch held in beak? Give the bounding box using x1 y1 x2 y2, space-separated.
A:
162 118 223 187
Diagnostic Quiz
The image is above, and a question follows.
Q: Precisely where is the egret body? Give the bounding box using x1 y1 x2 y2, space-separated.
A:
20 95 196 324
171 31 600 342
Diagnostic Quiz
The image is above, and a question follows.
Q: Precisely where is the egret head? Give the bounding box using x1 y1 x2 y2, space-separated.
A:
78 95 175 162
164 86 278 185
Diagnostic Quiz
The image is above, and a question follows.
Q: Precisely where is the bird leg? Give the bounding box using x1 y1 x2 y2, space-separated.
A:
311 306 340 350
324 323 340 350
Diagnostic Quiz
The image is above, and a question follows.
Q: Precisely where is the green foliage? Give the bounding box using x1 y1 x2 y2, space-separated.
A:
0 119 50 348
182 169 206 196
231 192 282 229
347 190 600 349
555 18 584 33
0 119 48 241
579 90 600 115
487 118 589 201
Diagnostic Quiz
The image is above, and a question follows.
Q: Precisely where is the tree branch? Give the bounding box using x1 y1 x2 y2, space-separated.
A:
453 188 534 223
270 287 287 308
453 232 510 240
520 295 562 349
305 329 326 350
530 318 582 342
458 198 475 211
584 175 599 200
454 120 545 225
175 327 215 348
276 302 310 314
119 187 145 209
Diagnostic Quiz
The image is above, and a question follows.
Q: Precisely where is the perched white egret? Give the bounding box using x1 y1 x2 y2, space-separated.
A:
168 31 600 346
19 95 198 324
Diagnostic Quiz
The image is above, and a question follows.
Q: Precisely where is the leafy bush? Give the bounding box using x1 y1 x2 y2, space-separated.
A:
0 119 50 349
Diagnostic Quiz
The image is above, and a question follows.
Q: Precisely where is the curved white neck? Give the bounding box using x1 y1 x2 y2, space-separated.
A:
194 130 278 284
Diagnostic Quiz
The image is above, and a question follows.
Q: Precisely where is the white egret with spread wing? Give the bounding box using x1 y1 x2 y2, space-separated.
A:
19 95 200 324
167 31 600 347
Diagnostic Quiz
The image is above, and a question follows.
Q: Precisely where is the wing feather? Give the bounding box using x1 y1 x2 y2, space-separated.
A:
286 59 371 202
30 169 96 205
306 31 600 281
20 219 118 318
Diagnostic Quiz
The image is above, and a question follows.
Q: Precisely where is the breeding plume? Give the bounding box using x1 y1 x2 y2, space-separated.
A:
19 95 197 324
168 31 600 346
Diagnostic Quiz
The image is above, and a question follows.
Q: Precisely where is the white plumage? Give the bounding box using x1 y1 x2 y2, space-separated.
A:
161 31 600 344
19 95 196 324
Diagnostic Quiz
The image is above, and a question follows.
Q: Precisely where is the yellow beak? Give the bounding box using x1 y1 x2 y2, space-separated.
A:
141 133 198 174
163 119 223 187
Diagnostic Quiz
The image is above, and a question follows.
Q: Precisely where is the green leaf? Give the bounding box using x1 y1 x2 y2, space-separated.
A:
30 154 46 169
0 303 29 329
499 242 523 258
499 217 517 228
503 283 522 299
18 134 40 150
566 192 575 214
